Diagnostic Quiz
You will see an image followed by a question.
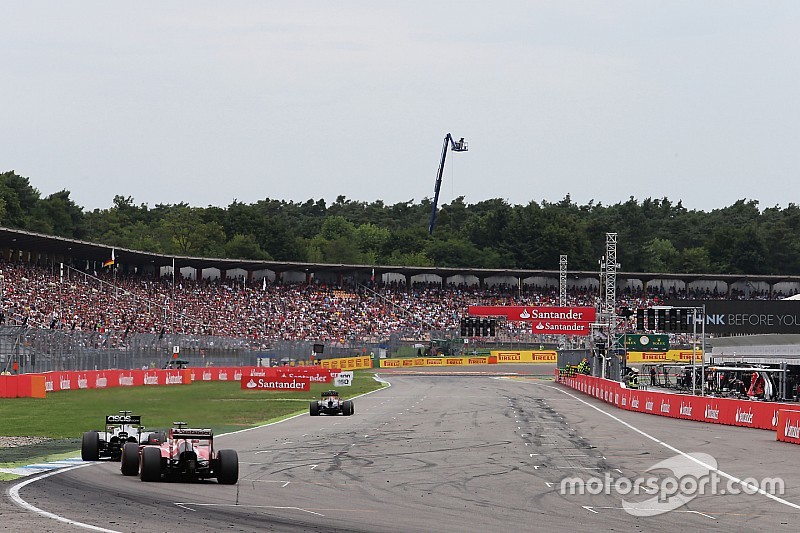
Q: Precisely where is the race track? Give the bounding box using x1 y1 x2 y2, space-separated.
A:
7 368 800 532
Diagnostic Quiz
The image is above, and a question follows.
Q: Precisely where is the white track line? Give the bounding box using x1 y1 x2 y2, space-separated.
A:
8 463 121 533
541 383 800 512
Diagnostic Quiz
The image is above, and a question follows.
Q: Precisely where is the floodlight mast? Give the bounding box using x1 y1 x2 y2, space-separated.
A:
428 133 468 234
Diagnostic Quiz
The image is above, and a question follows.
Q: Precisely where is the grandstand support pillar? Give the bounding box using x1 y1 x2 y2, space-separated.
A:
478 276 485 290
337 273 343 287
275 271 283 283
305 270 312 284
196 267 202 281
220 269 227 281
246 270 253 285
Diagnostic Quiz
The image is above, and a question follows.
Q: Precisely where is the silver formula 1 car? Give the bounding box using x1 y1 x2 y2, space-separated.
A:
81 411 164 461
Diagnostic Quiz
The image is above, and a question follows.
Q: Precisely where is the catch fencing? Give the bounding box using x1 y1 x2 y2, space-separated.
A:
0 323 572 373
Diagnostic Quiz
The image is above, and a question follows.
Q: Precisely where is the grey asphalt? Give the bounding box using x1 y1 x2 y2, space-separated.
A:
4 367 800 532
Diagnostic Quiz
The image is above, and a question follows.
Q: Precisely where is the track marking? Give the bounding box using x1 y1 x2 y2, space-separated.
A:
175 502 323 516
8 463 121 533
583 506 715 519
541 383 800 513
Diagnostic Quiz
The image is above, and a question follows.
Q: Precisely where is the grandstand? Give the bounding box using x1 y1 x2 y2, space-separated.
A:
1 226 799 373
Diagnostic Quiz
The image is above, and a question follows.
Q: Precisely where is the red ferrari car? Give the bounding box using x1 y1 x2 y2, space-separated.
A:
120 422 238 484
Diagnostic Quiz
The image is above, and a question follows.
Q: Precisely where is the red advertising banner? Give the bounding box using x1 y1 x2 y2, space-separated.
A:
777 410 800 444
558 373 789 431
240 375 310 391
531 320 591 336
469 306 596 323
270 368 332 383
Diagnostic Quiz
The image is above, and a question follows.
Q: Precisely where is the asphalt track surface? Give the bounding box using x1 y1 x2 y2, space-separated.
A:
5 365 800 532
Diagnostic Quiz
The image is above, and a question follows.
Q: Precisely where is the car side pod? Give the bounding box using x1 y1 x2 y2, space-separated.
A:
216 449 239 485
120 442 139 476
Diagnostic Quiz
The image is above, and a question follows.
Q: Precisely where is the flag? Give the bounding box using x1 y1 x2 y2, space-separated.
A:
371 268 375 282
103 249 115 268
262 277 267 291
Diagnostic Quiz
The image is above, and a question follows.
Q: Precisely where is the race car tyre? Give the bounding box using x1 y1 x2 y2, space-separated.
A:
216 449 239 485
140 446 162 482
342 400 353 416
81 431 100 461
120 442 140 476
310 401 319 416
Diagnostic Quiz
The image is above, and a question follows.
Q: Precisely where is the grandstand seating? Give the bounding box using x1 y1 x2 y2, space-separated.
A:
0 261 788 343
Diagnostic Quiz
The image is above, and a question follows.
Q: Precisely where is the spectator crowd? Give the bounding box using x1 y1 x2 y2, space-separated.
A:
0 261 793 344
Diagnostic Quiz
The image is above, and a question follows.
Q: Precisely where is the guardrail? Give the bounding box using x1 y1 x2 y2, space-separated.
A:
556 371 800 444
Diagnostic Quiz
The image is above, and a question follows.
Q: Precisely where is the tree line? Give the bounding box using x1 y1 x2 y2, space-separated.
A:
2 170 798 275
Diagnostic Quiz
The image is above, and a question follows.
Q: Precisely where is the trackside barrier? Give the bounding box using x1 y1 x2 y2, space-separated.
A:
380 357 490 368
556 373 800 439
777 410 800 444
0 356 371 398
0 374 46 398
378 352 557 368
317 356 372 370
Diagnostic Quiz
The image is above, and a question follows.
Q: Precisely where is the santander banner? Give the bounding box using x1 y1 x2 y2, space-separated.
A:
240 376 310 391
259 368 332 383
40 369 192 392
470 306 595 336
777 410 800 444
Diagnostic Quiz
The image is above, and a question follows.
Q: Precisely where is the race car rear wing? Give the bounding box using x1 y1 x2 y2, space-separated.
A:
170 428 213 440
105 415 142 425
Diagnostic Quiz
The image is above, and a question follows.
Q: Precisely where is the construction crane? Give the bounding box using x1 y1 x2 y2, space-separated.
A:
428 133 468 235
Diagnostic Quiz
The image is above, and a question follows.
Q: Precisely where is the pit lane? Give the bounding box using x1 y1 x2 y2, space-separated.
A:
7 366 800 532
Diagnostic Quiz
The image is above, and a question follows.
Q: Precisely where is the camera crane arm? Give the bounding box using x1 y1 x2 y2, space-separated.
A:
428 133 468 234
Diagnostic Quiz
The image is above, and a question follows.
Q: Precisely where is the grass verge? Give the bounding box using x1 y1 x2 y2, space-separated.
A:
0 370 385 442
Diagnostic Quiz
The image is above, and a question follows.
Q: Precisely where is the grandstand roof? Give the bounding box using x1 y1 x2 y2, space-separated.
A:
3 225 800 286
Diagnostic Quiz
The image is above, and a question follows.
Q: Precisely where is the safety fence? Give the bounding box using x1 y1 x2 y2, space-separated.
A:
556 372 800 444
0 324 561 374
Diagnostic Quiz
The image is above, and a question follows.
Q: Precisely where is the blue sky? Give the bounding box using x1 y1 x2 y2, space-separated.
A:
3 1 799 212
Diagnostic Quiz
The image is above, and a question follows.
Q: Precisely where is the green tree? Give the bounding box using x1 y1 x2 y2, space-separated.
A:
31 190 86 238
225 234 272 260
642 238 679 272
0 171 41 228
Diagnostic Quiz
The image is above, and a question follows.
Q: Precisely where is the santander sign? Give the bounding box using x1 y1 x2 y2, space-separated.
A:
469 306 596 337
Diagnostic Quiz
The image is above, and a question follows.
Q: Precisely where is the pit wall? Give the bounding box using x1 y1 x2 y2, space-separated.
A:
0 356 373 398
556 372 794 434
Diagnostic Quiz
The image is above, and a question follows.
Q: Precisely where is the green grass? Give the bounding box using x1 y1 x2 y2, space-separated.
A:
0 370 385 439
